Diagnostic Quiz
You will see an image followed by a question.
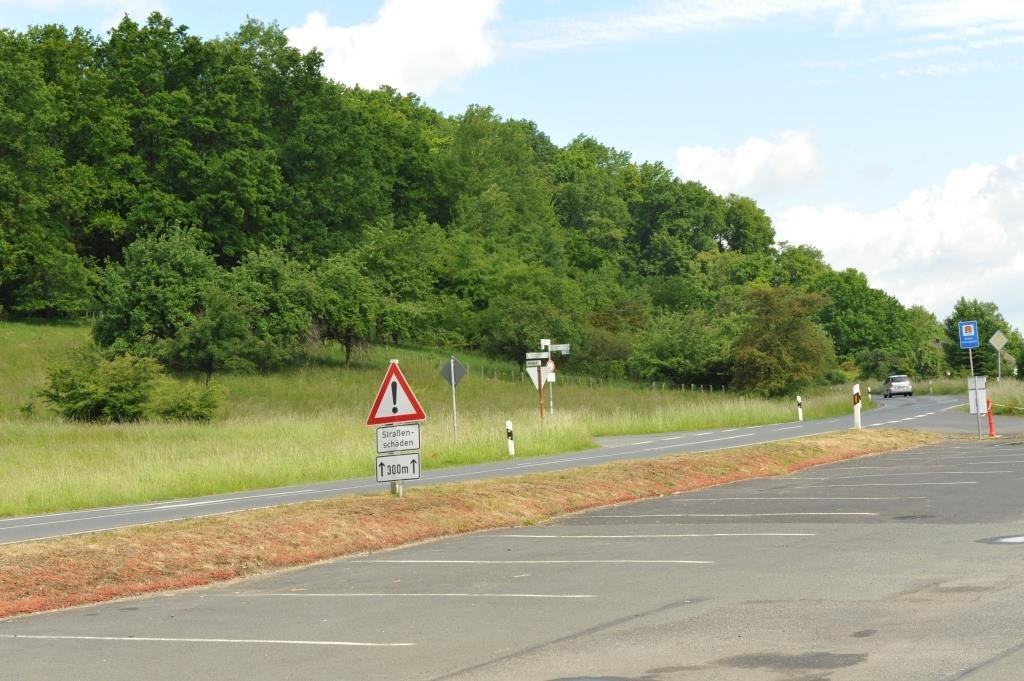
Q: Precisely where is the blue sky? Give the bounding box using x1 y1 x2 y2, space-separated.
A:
3 0 1024 334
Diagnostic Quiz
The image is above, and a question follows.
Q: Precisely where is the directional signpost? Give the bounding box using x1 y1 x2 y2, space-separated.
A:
525 339 571 422
959 321 985 440
367 360 426 496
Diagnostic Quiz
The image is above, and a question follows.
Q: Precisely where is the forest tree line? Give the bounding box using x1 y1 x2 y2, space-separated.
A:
1 13 1021 395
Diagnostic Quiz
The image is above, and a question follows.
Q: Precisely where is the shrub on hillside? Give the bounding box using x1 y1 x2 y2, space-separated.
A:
40 348 162 423
151 381 222 422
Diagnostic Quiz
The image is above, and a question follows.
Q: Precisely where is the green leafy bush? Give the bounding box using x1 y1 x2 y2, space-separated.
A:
151 381 222 422
40 347 162 422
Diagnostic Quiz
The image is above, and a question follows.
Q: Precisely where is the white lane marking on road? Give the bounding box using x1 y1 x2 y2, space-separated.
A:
355 560 713 564
799 482 978 488
597 513 877 517
695 432 713 436
773 426 802 432
633 441 655 445
993 536 1024 544
668 496 926 501
0 634 412 647
659 436 685 441
495 533 816 538
230 593 597 599
0 485 375 531
829 471 1010 479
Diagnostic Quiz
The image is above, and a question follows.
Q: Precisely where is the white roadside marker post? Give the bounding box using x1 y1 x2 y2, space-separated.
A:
506 420 515 457
853 383 862 430
797 395 803 422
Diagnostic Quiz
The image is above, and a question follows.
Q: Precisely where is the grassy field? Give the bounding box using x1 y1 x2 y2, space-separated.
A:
2 321 857 517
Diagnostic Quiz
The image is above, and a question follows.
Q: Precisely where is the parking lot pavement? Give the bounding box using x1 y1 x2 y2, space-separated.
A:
4 439 1024 680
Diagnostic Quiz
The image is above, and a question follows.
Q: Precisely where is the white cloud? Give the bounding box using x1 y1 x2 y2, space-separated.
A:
0 0 162 25
512 0 856 52
675 131 820 198
775 153 1024 328
286 0 500 95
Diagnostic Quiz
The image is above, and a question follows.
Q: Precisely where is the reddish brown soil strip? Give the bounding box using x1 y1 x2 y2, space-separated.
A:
0 429 943 618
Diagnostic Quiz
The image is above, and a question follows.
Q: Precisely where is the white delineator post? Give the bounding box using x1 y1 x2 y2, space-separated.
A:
506 420 515 457
853 383 862 430
797 395 803 422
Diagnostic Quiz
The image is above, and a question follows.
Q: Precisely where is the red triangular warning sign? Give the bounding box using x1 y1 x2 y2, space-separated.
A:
367 361 427 425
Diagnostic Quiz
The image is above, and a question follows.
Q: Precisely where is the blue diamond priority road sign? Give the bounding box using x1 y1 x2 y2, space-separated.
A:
959 320 980 350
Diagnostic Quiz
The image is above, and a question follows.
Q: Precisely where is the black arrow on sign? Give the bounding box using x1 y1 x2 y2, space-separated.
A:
411 458 417 474
379 462 385 478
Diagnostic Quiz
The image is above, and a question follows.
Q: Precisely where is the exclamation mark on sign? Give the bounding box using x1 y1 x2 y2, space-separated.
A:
391 381 398 413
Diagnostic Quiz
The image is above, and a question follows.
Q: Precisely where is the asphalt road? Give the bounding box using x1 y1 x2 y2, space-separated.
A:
4 418 1024 679
0 394 975 544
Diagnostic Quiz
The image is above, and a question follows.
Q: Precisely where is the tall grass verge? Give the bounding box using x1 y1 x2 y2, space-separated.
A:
1 321 859 516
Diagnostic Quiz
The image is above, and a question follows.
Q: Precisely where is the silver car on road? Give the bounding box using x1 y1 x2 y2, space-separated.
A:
884 374 913 398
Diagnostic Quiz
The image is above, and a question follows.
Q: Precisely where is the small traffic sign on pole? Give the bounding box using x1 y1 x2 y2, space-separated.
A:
439 356 466 441
367 360 426 426
990 330 1008 381
959 321 980 349
376 452 421 483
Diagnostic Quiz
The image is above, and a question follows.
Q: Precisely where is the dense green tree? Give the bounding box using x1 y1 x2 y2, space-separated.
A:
722 194 774 254
812 268 916 368
225 247 316 369
552 136 634 270
92 227 219 358
171 283 257 380
629 309 738 386
731 287 835 396
314 254 376 366
0 28 93 316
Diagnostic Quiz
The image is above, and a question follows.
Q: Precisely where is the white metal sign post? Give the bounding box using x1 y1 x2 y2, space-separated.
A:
990 330 1008 382
960 321 985 440
439 356 466 441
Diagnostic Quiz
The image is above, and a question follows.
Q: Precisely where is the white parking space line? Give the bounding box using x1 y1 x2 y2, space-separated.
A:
958 460 1024 465
0 634 413 647
228 593 597 599
669 496 926 501
924 454 1024 460
495 533 816 538
800 482 978 488
354 559 713 564
829 471 1010 479
598 513 876 517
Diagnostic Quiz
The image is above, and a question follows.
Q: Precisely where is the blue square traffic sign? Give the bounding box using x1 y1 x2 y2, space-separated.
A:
958 320 980 349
